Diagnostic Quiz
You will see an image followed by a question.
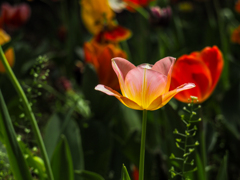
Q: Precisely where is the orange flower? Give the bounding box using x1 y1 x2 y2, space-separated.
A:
231 25 240 44
84 40 127 90
95 57 195 110
0 29 14 73
0 3 31 30
170 46 224 103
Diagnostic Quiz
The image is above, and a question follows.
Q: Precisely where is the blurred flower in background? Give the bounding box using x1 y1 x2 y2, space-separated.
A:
170 46 224 103
84 40 127 90
108 0 154 12
0 28 14 73
231 25 240 44
149 6 172 26
80 0 115 34
81 0 132 90
124 0 154 11
95 57 195 110
95 24 131 43
177 1 194 12
108 0 127 13
235 0 240 13
80 0 132 40
0 2 31 30
132 165 139 180
57 25 67 42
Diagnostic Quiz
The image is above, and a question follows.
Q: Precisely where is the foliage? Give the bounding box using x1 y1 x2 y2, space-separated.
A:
0 0 240 180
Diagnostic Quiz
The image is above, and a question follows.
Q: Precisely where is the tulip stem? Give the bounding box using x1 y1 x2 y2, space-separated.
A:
0 46 55 180
139 110 148 180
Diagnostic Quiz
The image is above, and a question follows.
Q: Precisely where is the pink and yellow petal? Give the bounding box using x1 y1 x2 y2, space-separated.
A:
124 67 167 109
152 57 175 93
95 84 143 110
163 83 196 106
148 83 195 111
112 57 136 96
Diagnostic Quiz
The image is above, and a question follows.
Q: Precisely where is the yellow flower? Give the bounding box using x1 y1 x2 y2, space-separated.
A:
80 0 115 34
0 29 14 73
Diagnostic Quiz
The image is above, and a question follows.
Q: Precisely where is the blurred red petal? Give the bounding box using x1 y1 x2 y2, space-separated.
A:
95 25 131 43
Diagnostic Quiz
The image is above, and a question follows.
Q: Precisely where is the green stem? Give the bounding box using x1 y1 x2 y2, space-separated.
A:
0 46 54 180
139 110 147 180
199 110 207 180
182 126 190 179
182 105 194 180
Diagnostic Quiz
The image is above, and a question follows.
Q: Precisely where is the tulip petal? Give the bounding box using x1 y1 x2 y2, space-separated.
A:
170 55 212 103
124 67 167 109
112 57 136 96
152 56 176 76
148 83 195 111
147 95 162 110
103 25 132 42
95 84 143 110
200 46 224 101
97 44 126 89
163 83 196 105
152 57 176 93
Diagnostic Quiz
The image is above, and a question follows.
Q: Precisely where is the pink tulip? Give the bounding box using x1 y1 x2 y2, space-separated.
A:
0 3 31 30
95 57 195 110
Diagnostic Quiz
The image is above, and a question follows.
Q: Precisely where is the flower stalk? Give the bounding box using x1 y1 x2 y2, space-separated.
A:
169 96 201 180
0 46 54 180
139 110 147 180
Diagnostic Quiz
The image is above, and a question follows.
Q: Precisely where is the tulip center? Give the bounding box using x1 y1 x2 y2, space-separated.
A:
140 63 152 70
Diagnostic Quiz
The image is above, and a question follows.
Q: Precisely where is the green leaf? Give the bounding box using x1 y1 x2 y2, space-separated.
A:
44 112 84 180
216 152 228 180
121 164 131 180
51 135 74 180
0 90 32 180
44 113 61 159
195 152 206 180
75 170 105 180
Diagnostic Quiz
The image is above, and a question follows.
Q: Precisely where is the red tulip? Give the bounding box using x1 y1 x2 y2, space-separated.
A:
84 40 127 90
95 57 195 110
170 46 224 103
0 3 31 30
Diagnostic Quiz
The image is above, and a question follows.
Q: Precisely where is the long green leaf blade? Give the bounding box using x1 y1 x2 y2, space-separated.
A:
216 152 228 180
51 135 74 180
121 164 131 180
0 90 32 180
